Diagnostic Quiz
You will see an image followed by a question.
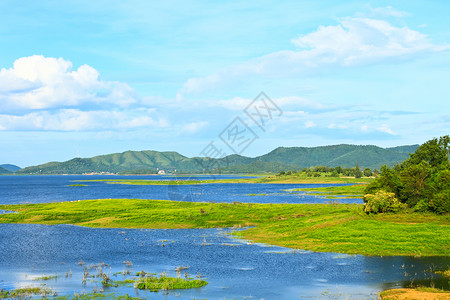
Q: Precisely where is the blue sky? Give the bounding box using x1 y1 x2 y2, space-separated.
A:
0 0 449 167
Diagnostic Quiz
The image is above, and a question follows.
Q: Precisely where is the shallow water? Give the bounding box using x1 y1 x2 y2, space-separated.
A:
0 224 448 299
0 175 361 205
0 175 448 299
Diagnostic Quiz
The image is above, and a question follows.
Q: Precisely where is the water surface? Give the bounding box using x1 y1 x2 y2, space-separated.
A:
0 175 448 299
1 224 448 299
0 175 361 205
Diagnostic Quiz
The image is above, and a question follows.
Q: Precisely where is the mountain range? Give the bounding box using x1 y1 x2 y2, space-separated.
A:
14 144 419 175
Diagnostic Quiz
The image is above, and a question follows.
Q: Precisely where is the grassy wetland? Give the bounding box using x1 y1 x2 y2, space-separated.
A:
0 198 448 257
76 173 374 185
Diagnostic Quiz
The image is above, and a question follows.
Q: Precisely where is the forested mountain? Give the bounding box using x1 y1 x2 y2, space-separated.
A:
15 144 419 175
0 164 21 172
0 166 12 174
258 145 418 169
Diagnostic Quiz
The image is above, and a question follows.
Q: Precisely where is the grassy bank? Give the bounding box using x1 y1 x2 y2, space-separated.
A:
77 174 374 185
289 184 367 198
0 199 448 256
380 288 450 299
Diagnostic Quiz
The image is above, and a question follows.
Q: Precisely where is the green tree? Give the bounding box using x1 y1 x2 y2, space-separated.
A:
354 163 363 178
399 160 432 207
363 168 373 177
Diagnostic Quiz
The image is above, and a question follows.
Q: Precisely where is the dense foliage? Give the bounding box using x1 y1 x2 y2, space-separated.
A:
364 136 450 214
276 164 371 178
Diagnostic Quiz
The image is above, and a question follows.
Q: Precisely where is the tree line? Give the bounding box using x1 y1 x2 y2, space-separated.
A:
277 164 376 178
364 135 449 214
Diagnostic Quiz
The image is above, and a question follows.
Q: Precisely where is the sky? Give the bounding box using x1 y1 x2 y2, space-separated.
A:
0 0 449 167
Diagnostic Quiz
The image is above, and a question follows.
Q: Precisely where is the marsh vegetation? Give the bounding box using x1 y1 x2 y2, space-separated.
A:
0 199 448 256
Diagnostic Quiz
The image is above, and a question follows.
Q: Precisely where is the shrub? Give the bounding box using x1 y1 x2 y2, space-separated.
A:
363 190 405 214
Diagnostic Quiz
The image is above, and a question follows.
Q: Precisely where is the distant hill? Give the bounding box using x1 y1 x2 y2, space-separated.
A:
16 144 419 175
0 164 21 172
256 145 419 170
0 166 12 174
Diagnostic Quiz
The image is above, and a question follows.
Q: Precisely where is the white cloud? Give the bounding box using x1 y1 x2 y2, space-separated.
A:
181 16 450 94
182 121 208 134
0 109 168 131
329 123 348 129
216 97 252 111
215 95 330 112
376 124 395 135
0 55 138 111
304 120 316 128
368 6 410 18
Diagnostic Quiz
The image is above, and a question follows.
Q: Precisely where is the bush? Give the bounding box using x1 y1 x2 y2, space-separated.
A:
363 190 405 214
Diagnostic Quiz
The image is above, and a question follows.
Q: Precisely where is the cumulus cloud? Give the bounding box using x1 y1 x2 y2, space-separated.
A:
182 16 450 94
0 55 138 111
0 55 178 132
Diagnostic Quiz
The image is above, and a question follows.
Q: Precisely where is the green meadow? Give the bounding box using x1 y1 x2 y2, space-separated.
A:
0 199 448 257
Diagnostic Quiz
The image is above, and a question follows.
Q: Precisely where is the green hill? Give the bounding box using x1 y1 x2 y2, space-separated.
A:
16 144 419 175
257 145 415 170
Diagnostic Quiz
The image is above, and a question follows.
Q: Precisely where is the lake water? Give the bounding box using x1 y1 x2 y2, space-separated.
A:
0 175 448 299
0 175 361 205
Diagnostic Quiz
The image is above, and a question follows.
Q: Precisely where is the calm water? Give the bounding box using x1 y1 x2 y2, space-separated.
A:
0 175 448 299
0 175 361 205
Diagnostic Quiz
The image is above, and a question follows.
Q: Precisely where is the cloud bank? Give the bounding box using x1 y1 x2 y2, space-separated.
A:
0 55 138 112
182 16 450 94
0 55 166 131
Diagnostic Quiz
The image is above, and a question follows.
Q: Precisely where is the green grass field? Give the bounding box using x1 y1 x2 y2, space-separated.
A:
0 199 448 256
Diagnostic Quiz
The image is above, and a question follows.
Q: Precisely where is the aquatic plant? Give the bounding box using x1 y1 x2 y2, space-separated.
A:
0 287 53 298
133 274 207 292
33 273 58 281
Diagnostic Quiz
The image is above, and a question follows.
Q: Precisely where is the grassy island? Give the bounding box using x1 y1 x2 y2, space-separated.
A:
0 199 448 256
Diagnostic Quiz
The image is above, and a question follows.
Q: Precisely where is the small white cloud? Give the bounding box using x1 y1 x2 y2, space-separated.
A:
216 97 251 110
361 125 369 132
376 124 395 135
367 6 410 18
329 123 348 129
285 110 308 117
305 120 316 128
0 55 139 112
183 121 208 134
